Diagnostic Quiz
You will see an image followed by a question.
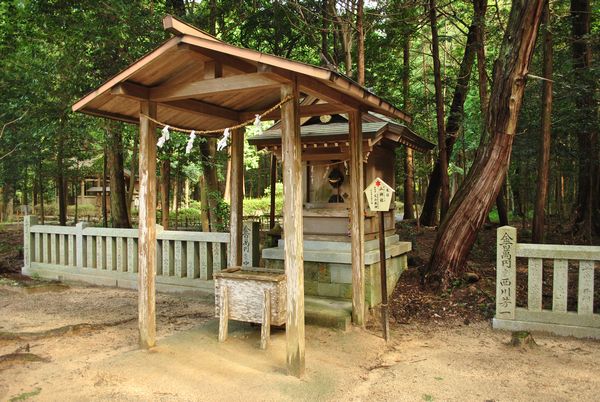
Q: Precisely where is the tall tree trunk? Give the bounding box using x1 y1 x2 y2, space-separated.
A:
571 0 598 240
200 139 222 230
420 18 479 226
497 182 509 225
209 0 217 35
474 0 489 123
200 174 210 231
402 37 415 220
428 0 450 220
106 123 131 228
532 1 553 243
320 0 331 66
356 0 365 85
127 135 138 221
426 0 545 288
57 132 67 226
102 147 108 227
38 161 45 224
160 159 170 229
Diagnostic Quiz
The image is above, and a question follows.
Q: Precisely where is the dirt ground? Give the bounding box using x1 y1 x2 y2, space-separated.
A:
1 222 599 401
1 281 599 402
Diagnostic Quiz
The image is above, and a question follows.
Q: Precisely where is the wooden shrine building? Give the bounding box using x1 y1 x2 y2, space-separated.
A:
249 110 433 306
72 15 423 377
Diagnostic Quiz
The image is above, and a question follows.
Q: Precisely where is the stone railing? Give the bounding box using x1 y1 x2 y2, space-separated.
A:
493 226 600 339
22 216 260 294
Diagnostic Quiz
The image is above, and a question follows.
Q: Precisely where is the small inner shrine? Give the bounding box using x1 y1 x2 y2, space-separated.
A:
249 107 434 306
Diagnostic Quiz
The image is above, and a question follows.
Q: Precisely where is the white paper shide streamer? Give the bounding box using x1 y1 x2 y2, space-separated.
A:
217 127 230 151
185 130 196 154
253 114 263 135
157 125 170 148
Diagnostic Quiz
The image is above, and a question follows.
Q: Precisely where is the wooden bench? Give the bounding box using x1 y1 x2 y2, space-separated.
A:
214 267 286 349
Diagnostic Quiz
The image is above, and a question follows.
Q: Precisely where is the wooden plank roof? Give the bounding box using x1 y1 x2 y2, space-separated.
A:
249 119 434 154
72 15 413 130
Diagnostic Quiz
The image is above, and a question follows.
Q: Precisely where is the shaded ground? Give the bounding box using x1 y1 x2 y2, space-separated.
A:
1 222 600 400
1 283 599 401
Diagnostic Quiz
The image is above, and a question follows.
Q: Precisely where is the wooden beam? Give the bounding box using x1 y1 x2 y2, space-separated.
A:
203 60 223 80
72 36 182 112
296 75 361 110
281 80 305 377
138 101 158 348
180 44 257 75
240 102 351 121
110 81 240 123
162 99 239 123
82 108 139 125
349 109 365 327
150 73 279 102
111 82 150 100
163 15 220 42
229 128 243 267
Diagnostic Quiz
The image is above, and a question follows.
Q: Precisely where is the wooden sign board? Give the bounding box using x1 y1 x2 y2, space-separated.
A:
364 177 395 212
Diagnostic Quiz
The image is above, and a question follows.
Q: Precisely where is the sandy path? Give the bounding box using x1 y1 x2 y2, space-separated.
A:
1 283 599 401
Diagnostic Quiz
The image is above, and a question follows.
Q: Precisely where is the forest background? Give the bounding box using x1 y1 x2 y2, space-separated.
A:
0 0 598 286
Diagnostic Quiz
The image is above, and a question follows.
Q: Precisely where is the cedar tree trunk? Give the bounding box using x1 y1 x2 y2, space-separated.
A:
532 2 553 243
571 0 599 240
426 0 545 288
160 159 171 229
428 0 450 220
106 124 131 228
420 17 478 226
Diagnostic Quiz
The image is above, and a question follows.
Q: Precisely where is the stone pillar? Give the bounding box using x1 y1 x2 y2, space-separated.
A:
496 226 517 320
241 220 260 268
23 215 38 272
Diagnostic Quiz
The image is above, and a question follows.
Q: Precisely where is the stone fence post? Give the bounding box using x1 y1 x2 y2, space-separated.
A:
242 220 260 268
496 226 517 320
76 222 90 268
23 215 38 271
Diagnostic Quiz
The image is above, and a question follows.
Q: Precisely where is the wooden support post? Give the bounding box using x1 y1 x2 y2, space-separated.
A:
218 286 229 342
281 81 305 377
349 109 365 326
269 154 277 229
261 289 271 350
229 128 243 267
138 101 158 349
378 211 390 341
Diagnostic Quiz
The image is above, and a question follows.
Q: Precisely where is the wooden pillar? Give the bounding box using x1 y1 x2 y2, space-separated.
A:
281 80 305 377
349 109 365 326
138 101 158 349
229 128 243 267
269 154 277 229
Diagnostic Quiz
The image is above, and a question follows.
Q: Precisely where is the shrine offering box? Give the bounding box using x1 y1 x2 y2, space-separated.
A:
214 268 286 326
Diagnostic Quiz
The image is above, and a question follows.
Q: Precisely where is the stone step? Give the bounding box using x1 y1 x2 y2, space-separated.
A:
276 234 400 252
305 296 352 331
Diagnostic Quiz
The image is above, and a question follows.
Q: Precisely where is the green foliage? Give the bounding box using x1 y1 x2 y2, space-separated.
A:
243 195 283 217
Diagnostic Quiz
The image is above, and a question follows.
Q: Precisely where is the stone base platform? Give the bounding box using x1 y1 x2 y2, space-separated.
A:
262 235 410 307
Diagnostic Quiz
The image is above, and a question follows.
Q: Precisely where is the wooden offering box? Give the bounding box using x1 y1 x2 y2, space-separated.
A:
215 268 286 348
214 268 286 325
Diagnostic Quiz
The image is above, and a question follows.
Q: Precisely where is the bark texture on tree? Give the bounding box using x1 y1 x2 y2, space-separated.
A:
57 131 67 226
356 0 365 85
199 138 222 231
402 37 415 220
428 0 450 220
160 159 170 229
420 19 478 226
532 1 553 243
127 136 138 220
571 0 598 240
426 0 546 288
106 123 131 228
